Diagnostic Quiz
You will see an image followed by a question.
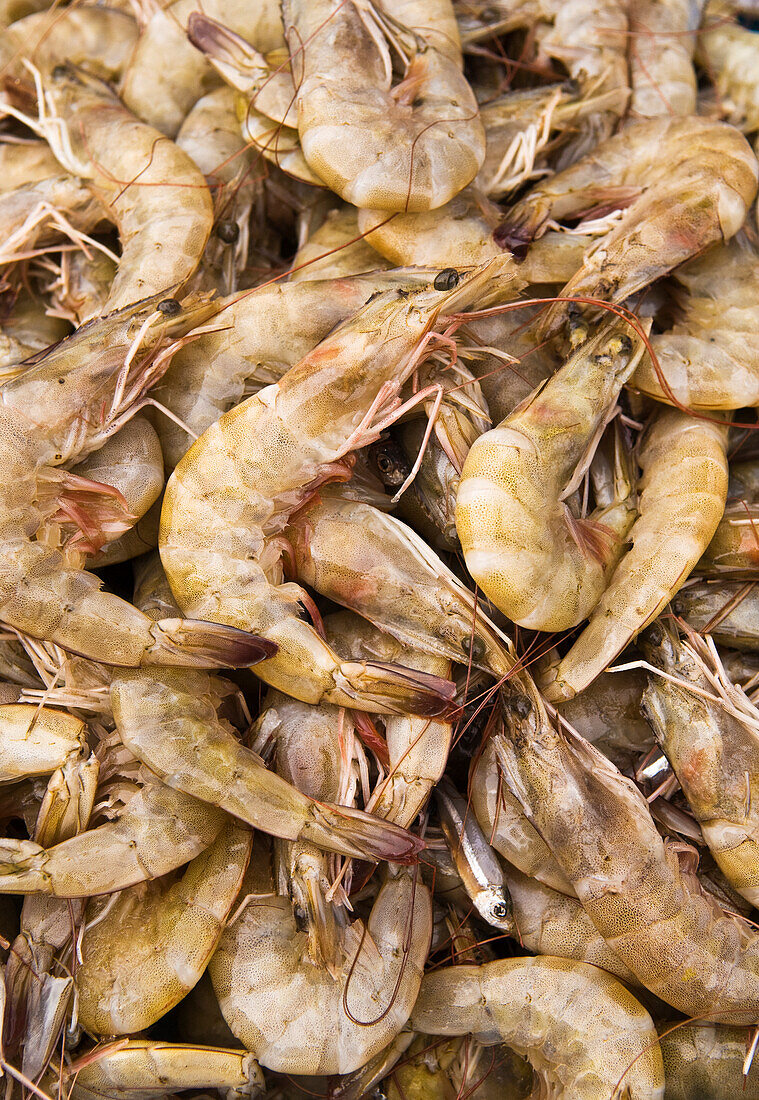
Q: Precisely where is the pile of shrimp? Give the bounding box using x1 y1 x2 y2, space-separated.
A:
2 0 759 1096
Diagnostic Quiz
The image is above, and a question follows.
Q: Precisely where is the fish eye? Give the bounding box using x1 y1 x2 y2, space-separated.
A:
434 268 459 291
492 901 510 920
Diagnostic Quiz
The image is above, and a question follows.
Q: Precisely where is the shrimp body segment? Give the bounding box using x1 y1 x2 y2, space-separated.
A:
282 0 485 211
456 321 646 631
411 956 664 1100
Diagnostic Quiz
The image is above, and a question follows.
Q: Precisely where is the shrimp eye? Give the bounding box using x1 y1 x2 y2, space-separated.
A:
434 268 459 291
646 621 664 644
216 220 240 244
157 298 181 316
52 64 68 79
503 692 532 719
463 636 486 661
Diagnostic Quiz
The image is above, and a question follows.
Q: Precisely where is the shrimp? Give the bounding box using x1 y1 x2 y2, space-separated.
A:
411 956 664 1099
0 704 85 783
209 836 432 1074
60 1040 264 1100
632 235 759 410
495 117 758 332
556 665 655 769
435 776 514 932
697 0 759 132
160 259 517 713
153 268 438 469
282 0 485 211
659 1023 759 1099
0 781 225 897
0 291 273 669
628 0 703 119
325 612 453 828
1 5 138 83
496 682 759 1022
371 428 460 552
456 320 646 631
110 667 425 863
120 0 285 137
46 250 117 326
0 174 105 269
673 579 759 649
20 64 214 312
288 489 518 679
76 820 252 1033
639 622 759 906
544 408 730 701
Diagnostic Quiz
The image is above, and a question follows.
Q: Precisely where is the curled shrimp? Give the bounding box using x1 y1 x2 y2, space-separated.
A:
282 0 485 211
697 0 759 132
495 116 758 332
0 704 85 783
15 64 214 312
456 319 646 631
545 407 730 701
76 820 252 1033
110 667 425 863
160 259 517 714
628 0 703 119
209 836 432 1074
497 682 759 1022
411 956 664 1099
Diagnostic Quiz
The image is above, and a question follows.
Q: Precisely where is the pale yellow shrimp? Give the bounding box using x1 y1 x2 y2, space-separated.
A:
628 0 703 119
659 1023 759 1099
209 837 432 1074
45 249 117 326
411 956 664 1100
0 141 60 192
639 622 759 907
2 5 138 83
22 64 214 312
288 490 518 679
632 235 759 409
60 1040 264 1100
282 0 485 211
697 0 759 132
545 408 730 701
160 259 517 712
497 683 759 1022
0 292 272 670
0 781 225 896
120 0 285 137
456 320 646 631
290 205 390 282
0 704 85 783
153 267 437 469
111 667 425 863
324 611 453 828
76 820 252 1034
0 173 105 269
496 117 758 332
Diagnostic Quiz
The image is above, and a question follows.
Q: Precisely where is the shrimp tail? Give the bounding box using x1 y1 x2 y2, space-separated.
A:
492 204 549 258
143 619 278 668
48 470 137 553
308 803 425 865
337 660 457 719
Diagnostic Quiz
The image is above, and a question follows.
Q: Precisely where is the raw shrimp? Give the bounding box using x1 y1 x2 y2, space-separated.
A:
556 665 655 768
325 612 453 828
290 491 517 679
0 704 85 783
697 0 759 132
76 820 252 1033
23 64 214 311
672 579 759 649
160 260 517 712
120 0 285 137
640 622 759 906
110 667 425 863
0 291 272 669
411 956 664 1099
495 117 758 332
153 267 437 469
1 5 138 83
0 781 225 897
632 235 759 409
61 1040 264 1100
545 407 730 700
46 249 117 326
435 776 514 931
659 1023 759 1099
456 320 645 631
497 683 759 1022
0 174 105 269
282 0 485 211
209 837 432 1074
628 0 703 119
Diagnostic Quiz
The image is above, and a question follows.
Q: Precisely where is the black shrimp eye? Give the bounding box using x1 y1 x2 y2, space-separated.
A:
157 298 181 316
503 692 532 719
646 620 665 644
52 64 68 79
216 220 240 244
463 636 486 661
434 268 459 291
